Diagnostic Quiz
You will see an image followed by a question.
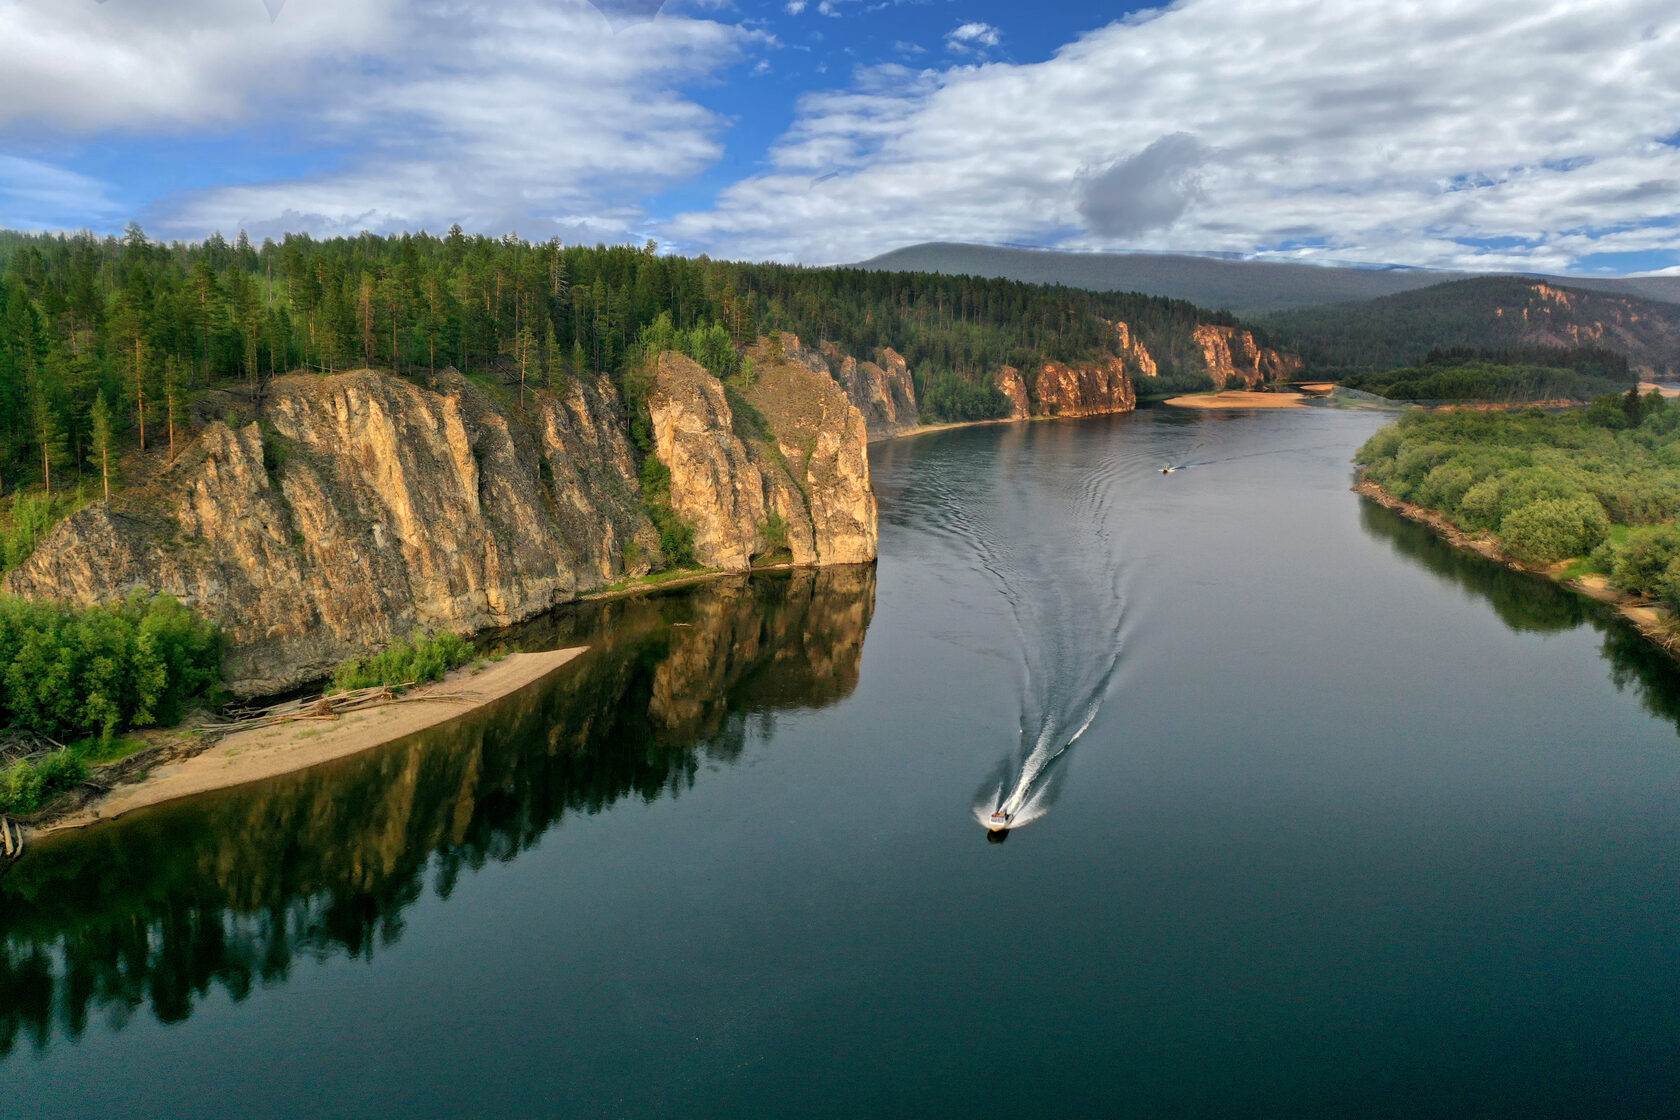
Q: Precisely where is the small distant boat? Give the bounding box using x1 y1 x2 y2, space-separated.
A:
1161 465 1173 474
988 809 1012 830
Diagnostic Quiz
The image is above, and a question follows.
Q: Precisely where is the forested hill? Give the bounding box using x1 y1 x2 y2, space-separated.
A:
1260 276 1680 378
0 225 1261 500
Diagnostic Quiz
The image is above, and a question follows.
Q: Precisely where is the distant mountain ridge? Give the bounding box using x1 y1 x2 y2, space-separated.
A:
854 243 1680 315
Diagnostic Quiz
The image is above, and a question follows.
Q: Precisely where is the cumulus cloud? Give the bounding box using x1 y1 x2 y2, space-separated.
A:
0 0 761 241
665 0 1680 271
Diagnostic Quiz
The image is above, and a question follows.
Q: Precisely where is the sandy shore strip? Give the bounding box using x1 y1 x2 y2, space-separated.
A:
34 647 586 838
1165 389 1309 409
1639 381 1680 398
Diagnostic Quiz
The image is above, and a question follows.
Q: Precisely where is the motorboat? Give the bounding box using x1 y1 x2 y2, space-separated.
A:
988 809 1013 831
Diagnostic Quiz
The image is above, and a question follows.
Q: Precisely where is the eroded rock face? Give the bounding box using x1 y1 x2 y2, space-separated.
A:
7 370 660 694
1112 320 1159 379
1031 357 1138 417
819 339 920 439
647 350 878 572
1193 324 1306 388
2 369 665 695
995 366 1031 419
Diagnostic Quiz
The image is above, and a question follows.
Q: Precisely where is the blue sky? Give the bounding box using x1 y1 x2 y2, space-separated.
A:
2 0 1678 275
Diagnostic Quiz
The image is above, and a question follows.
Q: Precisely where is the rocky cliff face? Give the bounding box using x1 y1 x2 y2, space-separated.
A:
647 349 877 572
6 370 656 694
6 362 877 695
995 366 1031 420
815 338 920 439
1193 324 1306 388
1029 357 1138 417
1110 320 1160 379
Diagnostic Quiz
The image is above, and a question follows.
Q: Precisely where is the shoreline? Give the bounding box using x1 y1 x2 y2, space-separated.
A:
1354 477 1680 659
25 647 587 841
1165 388 1311 409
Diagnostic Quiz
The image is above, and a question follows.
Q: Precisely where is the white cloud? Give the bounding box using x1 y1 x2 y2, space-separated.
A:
0 0 396 133
945 21 1000 52
0 0 763 242
786 0 807 12
665 0 1680 271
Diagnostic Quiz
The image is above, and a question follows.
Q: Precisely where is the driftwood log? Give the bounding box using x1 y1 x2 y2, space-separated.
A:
197 684 468 740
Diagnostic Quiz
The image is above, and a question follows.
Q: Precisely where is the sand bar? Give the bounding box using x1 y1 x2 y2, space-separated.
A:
35 647 586 838
1165 389 1309 409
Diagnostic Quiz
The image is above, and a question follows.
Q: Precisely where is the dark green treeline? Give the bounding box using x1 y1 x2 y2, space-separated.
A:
0 225 1233 493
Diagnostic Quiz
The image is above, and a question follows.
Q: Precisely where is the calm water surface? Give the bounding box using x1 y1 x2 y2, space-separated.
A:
4 408 1678 1118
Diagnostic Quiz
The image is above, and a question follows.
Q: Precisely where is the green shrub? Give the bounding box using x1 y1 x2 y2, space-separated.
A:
759 511 789 556
1 759 43 813
637 455 697 569
1499 497 1610 565
1657 557 1680 613
1608 526 1680 596
330 629 474 692
0 748 88 815
0 592 221 741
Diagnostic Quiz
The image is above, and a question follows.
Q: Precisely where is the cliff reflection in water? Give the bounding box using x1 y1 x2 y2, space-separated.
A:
1359 501 1680 731
0 565 875 1057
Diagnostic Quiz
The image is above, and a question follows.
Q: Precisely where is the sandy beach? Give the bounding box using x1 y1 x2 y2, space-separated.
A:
34 647 586 838
1165 389 1310 409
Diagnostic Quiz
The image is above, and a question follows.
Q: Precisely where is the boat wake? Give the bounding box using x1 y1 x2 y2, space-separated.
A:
892 432 1144 837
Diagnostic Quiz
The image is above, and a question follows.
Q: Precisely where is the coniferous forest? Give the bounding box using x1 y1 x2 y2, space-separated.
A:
0 225 1231 518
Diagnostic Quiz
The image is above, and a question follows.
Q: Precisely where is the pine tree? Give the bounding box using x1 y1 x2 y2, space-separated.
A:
28 371 67 499
91 390 115 503
164 356 187 461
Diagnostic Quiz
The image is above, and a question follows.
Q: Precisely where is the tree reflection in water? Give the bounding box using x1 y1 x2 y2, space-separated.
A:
0 565 875 1057
1359 501 1680 730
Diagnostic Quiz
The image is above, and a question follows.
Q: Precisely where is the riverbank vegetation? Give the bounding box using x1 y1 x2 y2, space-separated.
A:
328 629 474 692
0 592 219 815
0 592 221 742
1355 390 1680 600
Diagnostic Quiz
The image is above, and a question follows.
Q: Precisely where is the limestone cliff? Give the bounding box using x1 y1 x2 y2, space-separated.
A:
1193 324 1308 388
646 349 877 572
6 362 878 695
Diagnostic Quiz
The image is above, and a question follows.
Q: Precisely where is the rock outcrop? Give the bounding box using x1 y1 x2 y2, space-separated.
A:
1030 357 1138 417
817 339 920 439
1193 324 1308 388
646 349 877 572
1111 320 1159 379
6 362 878 695
995 366 1031 420
6 370 657 694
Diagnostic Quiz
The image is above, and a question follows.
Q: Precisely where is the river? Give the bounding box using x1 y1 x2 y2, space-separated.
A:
4 408 1677 1118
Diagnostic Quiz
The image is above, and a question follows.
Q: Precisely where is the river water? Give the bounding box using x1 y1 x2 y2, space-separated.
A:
3 408 1677 1118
